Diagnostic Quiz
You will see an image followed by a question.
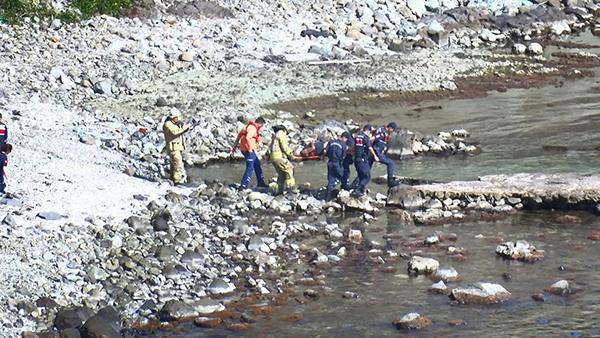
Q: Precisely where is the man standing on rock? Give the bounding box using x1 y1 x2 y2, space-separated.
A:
231 117 268 189
325 132 349 200
163 108 191 185
0 113 8 149
371 122 400 188
353 125 379 197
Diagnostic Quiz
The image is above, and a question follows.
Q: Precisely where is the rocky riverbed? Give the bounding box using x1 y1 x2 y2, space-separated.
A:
2 0 600 337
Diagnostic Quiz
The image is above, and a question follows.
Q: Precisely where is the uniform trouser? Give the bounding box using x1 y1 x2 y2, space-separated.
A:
341 156 353 190
369 150 395 186
169 150 186 184
241 151 265 188
326 161 344 198
272 158 295 193
354 158 371 194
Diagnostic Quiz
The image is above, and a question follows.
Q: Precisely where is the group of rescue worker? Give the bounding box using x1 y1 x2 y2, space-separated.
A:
162 109 400 199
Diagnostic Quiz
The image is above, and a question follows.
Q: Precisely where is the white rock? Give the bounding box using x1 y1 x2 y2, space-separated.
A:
527 42 543 55
408 256 439 274
407 0 427 17
428 20 445 34
550 20 571 35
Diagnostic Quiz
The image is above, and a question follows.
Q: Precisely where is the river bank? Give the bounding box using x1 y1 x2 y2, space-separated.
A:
1 0 600 337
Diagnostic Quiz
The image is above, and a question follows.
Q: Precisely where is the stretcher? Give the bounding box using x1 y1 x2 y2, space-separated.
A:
297 155 322 161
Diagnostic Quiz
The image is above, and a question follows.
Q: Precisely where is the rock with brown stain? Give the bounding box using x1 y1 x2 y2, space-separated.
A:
588 231 600 241
194 317 223 328
228 323 251 332
392 313 431 330
280 313 304 322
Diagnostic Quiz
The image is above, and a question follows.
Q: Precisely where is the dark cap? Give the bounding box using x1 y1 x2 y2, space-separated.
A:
387 122 397 131
341 131 351 139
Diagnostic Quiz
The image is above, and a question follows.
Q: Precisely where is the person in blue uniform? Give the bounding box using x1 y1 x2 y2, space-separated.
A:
341 130 356 191
353 125 379 197
325 132 349 200
370 122 399 188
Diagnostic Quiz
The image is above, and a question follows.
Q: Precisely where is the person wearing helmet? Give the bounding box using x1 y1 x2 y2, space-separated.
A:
163 108 191 184
269 125 300 194
371 122 399 188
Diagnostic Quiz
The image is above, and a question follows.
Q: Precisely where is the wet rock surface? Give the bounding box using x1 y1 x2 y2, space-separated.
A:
392 312 431 330
496 240 545 262
450 282 512 305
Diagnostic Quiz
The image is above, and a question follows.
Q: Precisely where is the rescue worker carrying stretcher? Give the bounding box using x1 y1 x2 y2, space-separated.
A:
269 125 301 194
352 125 379 197
325 132 349 201
370 122 400 188
163 108 191 185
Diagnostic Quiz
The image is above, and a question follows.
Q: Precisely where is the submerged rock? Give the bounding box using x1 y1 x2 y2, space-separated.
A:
450 282 511 304
408 256 439 274
544 280 581 296
392 312 431 330
496 240 544 262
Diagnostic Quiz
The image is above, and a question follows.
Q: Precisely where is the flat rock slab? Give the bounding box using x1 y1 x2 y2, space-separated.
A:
37 212 65 220
388 173 600 209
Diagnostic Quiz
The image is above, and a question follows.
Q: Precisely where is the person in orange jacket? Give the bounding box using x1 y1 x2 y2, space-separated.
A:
231 117 268 189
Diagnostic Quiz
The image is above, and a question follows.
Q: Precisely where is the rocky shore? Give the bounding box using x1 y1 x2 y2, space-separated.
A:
1 0 600 337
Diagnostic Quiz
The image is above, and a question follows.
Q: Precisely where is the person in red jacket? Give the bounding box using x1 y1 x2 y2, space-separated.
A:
231 117 268 189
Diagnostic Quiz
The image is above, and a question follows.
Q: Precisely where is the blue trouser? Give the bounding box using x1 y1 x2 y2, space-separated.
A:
241 151 265 188
326 161 344 197
341 156 353 190
354 158 371 194
369 148 395 186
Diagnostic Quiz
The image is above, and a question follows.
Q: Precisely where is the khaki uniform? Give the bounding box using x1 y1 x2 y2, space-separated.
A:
163 119 188 184
269 130 295 193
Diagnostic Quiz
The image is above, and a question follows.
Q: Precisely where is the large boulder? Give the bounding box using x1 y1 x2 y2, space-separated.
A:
496 240 544 262
337 190 377 213
431 267 462 282
159 300 199 321
80 315 120 338
387 186 424 211
408 256 439 274
450 282 511 304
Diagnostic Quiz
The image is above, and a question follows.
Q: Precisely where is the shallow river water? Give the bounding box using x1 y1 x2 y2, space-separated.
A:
160 42 600 337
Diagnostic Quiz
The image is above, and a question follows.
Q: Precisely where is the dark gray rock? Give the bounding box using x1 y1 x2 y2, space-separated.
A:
80 314 121 338
54 307 93 330
59 328 81 338
387 186 424 211
151 209 172 232
159 300 199 321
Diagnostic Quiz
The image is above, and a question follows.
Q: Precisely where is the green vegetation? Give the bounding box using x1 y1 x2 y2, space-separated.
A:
0 0 132 24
